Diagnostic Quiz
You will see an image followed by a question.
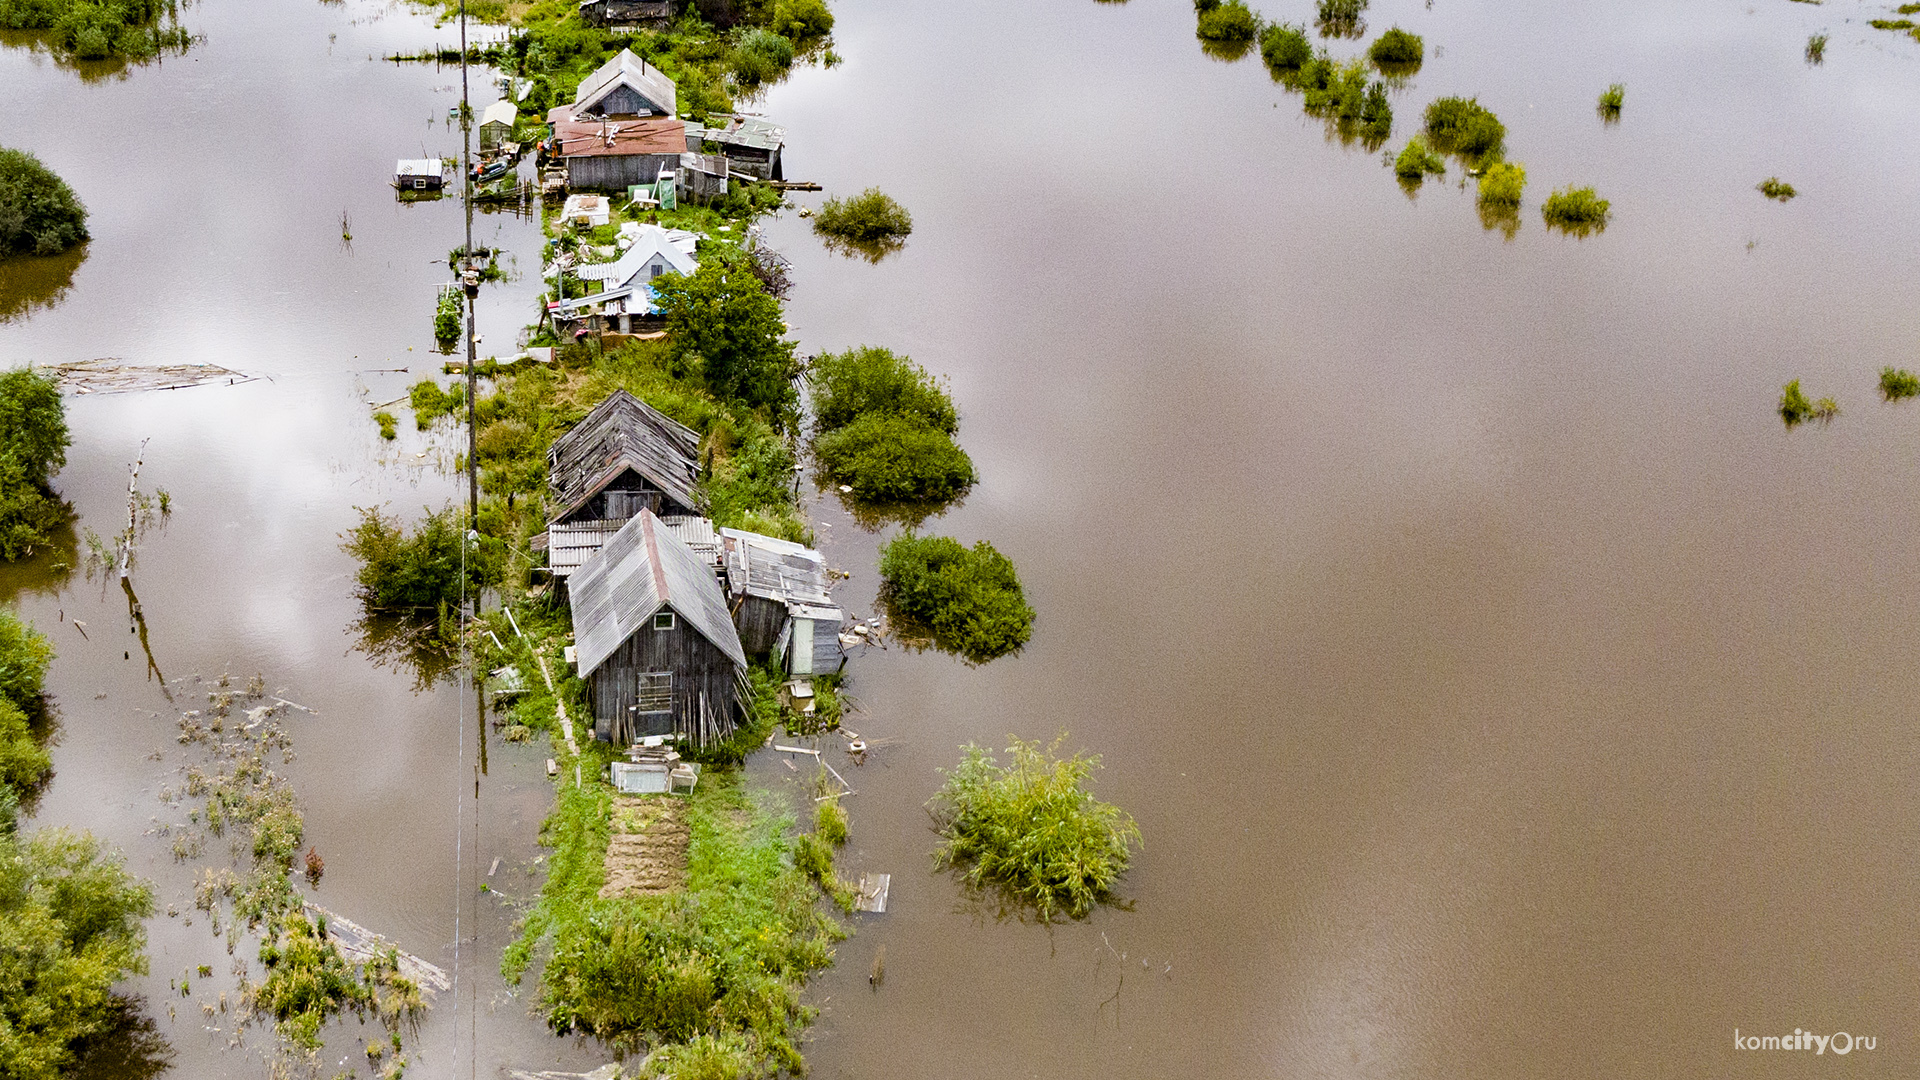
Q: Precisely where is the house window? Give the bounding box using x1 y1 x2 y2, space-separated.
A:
649 263 664 279
636 672 672 711
653 610 676 631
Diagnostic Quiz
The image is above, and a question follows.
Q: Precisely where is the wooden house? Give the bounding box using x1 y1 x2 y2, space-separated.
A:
569 510 747 747
720 528 845 676
686 114 785 181
479 100 519 150
578 0 674 26
394 159 445 191
547 50 687 190
546 390 702 580
548 223 697 334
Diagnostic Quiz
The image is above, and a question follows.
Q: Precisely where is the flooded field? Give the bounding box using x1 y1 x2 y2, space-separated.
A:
5 0 1920 1076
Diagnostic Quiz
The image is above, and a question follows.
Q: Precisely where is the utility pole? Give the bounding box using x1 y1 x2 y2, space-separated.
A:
460 0 479 533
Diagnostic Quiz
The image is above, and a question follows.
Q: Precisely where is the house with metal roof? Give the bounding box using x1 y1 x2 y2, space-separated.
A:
548 224 698 334
546 390 703 578
546 50 686 190
569 510 747 748
686 114 786 180
578 0 673 26
394 159 445 191
720 528 845 677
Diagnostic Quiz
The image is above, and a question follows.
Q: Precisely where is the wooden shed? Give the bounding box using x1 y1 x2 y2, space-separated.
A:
677 153 729 203
479 100 519 149
546 390 702 580
578 0 674 25
570 510 748 748
686 114 785 181
720 528 845 676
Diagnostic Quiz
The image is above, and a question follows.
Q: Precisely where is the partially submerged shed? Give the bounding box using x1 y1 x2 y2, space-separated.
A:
570 510 747 748
395 159 445 191
547 390 703 578
686 114 785 180
579 0 674 25
720 528 844 676
479 100 519 149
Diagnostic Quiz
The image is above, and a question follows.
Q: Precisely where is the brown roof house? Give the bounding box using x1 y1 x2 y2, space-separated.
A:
548 50 686 190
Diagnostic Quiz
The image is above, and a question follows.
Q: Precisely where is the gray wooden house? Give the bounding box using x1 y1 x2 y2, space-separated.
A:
720 528 845 676
570 510 748 748
686 114 786 181
546 390 702 580
547 50 687 190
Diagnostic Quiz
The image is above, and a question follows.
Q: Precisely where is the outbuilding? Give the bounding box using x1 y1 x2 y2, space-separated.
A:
720 528 845 677
686 113 785 181
394 159 445 191
546 389 703 579
479 100 519 149
569 509 748 748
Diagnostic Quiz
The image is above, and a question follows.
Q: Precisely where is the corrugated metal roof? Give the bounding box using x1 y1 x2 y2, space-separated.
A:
719 528 834 607
573 224 697 286
571 510 747 675
550 111 688 159
573 48 677 117
396 159 443 177
548 390 701 522
550 514 720 577
686 113 786 152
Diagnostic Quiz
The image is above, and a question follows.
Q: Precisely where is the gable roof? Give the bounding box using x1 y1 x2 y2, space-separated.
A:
720 528 835 608
549 390 702 522
548 111 688 160
570 510 747 675
573 49 677 117
574 224 698 288
480 100 518 128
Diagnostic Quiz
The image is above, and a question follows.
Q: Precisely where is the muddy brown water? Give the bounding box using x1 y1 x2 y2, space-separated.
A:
6 0 1920 1076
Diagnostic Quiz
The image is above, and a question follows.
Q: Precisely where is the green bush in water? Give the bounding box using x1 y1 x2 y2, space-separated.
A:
928 736 1141 923
815 799 848 847
768 0 832 43
341 504 500 610
1778 380 1838 428
878 534 1033 663
814 413 976 504
1758 177 1796 201
0 149 88 258
1316 0 1366 38
732 27 795 85
0 368 70 562
1540 185 1611 233
812 187 912 244
1879 367 1920 402
1195 0 1259 44
0 607 54 802
1597 82 1625 113
432 288 461 346
1423 95 1505 161
0 0 191 61
1259 22 1312 72
808 345 958 436
409 379 463 429
373 411 398 441
1394 136 1445 180
1805 33 1827 62
1368 26 1422 66
1477 160 1526 206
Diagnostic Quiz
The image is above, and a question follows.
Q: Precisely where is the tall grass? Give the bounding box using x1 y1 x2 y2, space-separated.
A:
929 737 1141 923
1315 0 1366 38
1778 380 1839 428
1540 185 1610 235
1880 367 1920 402
1806 33 1827 63
1597 82 1624 122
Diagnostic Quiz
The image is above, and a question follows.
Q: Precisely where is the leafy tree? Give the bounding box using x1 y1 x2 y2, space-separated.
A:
0 828 155 1080
0 149 87 258
0 368 70 562
341 504 499 611
651 258 800 425
878 534 1033 663
814 413 975 503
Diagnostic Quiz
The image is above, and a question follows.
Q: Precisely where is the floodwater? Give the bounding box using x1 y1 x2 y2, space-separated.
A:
6 0 1920 1076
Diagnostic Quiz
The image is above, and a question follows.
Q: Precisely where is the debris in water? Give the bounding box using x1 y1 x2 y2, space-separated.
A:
49 359 259 394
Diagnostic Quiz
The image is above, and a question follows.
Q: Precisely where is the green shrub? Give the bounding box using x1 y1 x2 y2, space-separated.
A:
0 368 70 562
373 411 398 440
1195 0 1258 44
878 534 1033 663
1369 26 1422 66
812 187 912 244
1540 185 1611 232
814 413 976 503
1806 33 1827 63
1758 177 1796 201
0 0 190 62
1880 367 1920 402
1597 83 1624 112
1779 379 1838 427
1477 160 1526 206
768 0 831 43
1424 96 1505 161
928 737 1141 923
1316 0 1366 37
0 149 88 258
1393 136 1445 179
0 827 154 1079
815 799 847 847
1259 22 1312 72
432 287 461 345
340 504 498 611
732 27 795 85
651 1033 758 1080
808 345 957 435
409 379 463 429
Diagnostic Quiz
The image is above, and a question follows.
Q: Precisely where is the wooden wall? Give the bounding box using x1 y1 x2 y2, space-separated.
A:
566 153 680 191
588 605 741 746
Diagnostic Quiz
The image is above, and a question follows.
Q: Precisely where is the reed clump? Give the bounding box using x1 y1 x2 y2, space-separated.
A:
1597 82 1624 120
1541 185 1611 235
1315 0 1366 38
1806 33 1827 62
929 736 1142 923
1879 367 1920 402
1779 379 1839 427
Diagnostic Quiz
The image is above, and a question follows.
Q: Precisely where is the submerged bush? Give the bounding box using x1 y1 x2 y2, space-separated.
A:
1541 185 1611 234
1393 136 1445 180
812 188 912 245
0 0 191 61
1195 0 1258 44
0 368 70 562
1477 160 1526 206
1368 26 1422 67
732 27 795 85
341 504 499 610
0 149 88 258
1259 22 1312 72
1779 379 1839 428
1424 96 1505 161
409 378 463 429
767 0 831 43
1758 177 1797 201
878 534 1033 663
1597 82 1625 114
1805 33 1827 63
928 737 1141 923
808 346 958 436
814 413 976 504
432 288 461 346
1315 0 1366 38
1880 367 1920 402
